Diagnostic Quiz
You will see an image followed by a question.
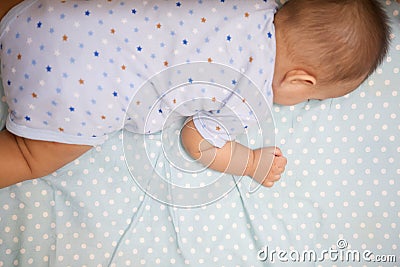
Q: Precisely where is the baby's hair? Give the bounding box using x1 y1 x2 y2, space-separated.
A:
277 0 391 85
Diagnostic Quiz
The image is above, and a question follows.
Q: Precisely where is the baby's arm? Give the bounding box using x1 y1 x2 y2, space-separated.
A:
0 130 91 188
180 119 287 187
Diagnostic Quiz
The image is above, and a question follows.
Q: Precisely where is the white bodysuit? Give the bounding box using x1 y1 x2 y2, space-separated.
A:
0 0 276 147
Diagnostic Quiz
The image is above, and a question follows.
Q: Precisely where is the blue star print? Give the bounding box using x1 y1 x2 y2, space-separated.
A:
0 0 276 146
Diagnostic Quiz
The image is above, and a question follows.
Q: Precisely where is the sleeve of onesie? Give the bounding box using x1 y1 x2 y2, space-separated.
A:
192 81 273 148
193 109 245 148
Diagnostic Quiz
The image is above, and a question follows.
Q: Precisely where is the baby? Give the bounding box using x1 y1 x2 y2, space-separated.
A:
0 0 390 188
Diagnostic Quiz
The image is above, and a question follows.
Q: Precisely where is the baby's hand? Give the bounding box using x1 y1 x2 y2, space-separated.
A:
246 147 287 188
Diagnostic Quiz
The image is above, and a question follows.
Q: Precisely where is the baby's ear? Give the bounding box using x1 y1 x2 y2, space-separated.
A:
283 70 316 86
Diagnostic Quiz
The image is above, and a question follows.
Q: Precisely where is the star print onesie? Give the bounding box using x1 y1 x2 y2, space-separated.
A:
0 0 276 147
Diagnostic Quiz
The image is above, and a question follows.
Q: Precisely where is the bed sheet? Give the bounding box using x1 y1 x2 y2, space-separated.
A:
0 1 399 266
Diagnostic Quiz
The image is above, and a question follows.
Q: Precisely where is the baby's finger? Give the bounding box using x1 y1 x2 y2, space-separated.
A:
262 181 275 187
264 170 280 181
274 147 283 157
273 174 281 181
275 156 287 168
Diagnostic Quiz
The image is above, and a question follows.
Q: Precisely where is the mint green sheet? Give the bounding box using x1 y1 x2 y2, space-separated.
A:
0 1 399 266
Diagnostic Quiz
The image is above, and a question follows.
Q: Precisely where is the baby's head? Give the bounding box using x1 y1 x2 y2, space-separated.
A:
272 0 391 105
